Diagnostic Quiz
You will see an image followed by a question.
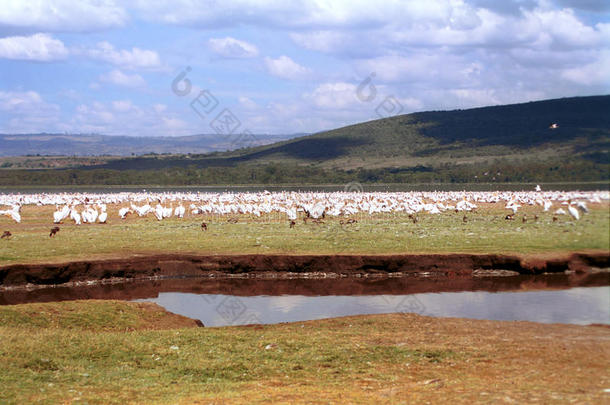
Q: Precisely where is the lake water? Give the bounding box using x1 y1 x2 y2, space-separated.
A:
0 182 607 194
3 272 607 327
139 286 610 327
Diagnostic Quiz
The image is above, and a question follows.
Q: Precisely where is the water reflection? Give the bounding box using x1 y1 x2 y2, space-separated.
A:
142 286 610 327
1 272 608 305
2 272 608 326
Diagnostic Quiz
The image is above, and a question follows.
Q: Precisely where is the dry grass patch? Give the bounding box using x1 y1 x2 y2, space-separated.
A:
1 300 609 404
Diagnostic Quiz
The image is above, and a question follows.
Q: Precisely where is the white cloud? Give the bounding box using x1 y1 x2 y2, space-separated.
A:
98 69 146 88
71 100 191 136
290 31 351 53
75 102 115 124
0 91 43 111
0 0 127 33
307 82 358 108
1 0 608 135
284 2 609 58
161 117 188 132
208 37 258 58
86 41 161 70
111 100 134 112
0 90 61 132
561 51 610 86
525 7 605 49
153 103 167 114
264 55 310 80
0 33 68 61
358 54 456 83
133 0 456 30
238 96 258 109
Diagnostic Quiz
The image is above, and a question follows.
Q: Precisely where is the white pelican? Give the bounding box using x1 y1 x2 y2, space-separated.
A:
53 205 70 224
5 210 21 223
119 207 131 219
162 204 173 219
154 204 164 221
174 204 185 218
568 205 580 220
70 208 82 225
543 200 552 212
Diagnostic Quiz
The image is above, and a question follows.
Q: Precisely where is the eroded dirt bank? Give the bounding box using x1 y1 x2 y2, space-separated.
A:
0 251 608 288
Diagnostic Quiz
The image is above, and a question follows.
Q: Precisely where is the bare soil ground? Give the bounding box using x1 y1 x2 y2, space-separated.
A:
1 251 608 289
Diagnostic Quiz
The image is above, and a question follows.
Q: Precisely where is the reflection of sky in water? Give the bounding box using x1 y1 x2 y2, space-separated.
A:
138 286 610 327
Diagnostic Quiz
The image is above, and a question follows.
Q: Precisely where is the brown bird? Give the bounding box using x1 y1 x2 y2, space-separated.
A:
505 214 514 220
522 214 528 223
552 216 558 222
339 218 357 227
201 222 207 231
49 227 60 237
1 230 11 239
463 215 468 223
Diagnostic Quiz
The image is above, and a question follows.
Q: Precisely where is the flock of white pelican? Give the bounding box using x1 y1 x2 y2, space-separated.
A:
0 189 607 225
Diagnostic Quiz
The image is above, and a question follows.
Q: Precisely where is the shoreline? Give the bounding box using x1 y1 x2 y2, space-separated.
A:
1 250 608 289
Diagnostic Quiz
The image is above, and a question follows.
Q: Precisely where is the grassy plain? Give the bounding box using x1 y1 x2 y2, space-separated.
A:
0 202 608 265
1 203 608 404
0 300 608 404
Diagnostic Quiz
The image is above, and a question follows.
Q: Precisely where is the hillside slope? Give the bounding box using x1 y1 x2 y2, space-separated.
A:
215 95 609 169
0 95 608 185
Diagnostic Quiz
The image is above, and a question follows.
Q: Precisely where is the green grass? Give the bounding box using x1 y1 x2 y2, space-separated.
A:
0 302 457 404
1 300 608 404
0 203 608 265
0 301 196 331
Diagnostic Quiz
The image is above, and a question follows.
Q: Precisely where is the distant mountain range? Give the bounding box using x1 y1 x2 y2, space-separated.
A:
0 133 302 157
0 95 608 185
87 94 609 171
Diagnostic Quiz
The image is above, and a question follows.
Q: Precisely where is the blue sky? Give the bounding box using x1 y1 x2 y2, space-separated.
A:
0 0 608 136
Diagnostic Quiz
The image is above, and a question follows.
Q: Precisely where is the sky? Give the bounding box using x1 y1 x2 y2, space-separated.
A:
0 0 608 137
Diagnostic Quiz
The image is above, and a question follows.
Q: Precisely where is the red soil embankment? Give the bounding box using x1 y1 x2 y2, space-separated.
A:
1 270 608 305
0 251 608 288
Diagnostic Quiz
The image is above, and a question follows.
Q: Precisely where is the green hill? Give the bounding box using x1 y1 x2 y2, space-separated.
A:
216 94 609 169
1 95 608 186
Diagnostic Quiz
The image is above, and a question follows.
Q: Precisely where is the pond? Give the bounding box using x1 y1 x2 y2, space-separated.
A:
140 286 609 327
2 272 608 327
